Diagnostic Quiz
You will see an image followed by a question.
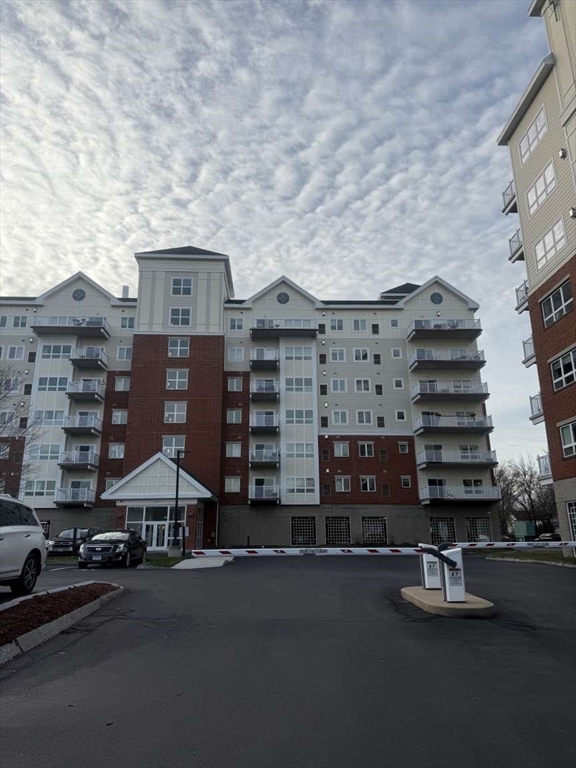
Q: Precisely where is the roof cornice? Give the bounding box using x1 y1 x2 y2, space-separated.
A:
497 54 555 146
528 0 547 18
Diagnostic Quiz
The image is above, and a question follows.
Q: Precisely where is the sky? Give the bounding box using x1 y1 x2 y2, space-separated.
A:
0 0 550 460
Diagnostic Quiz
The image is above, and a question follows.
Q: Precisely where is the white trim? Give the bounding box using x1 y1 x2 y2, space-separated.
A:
241 275 320 306
497 54 555 146
397 276 480 310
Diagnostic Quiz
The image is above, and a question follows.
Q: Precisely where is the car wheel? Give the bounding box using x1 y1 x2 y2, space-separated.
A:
78 563 88 570
123 552 131 568
10 553 40 596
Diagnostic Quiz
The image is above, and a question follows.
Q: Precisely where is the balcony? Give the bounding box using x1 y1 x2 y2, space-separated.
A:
31 315 111 338
250 319 318 339
515 280 529 313
62 414 102 436
66 379 105 402
249 350 279 370
502 180 517 214
58 450 99 470
70 347 108 370
250 382 280 402
54 488 96 507
537 454 553 485
409 349 486 371
248 485 280 504
249 449 280 467
407 319 482 341
529 392 544 424
411 382 490 403
416 449 498 469
419 485 502 505
413 415 494 435
508 229 525 262
249 415 279 434
522 336 536 367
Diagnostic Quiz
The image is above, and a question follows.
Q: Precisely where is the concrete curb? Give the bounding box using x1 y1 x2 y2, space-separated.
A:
401 586 496 618
485 557 576 568
0 582 124 667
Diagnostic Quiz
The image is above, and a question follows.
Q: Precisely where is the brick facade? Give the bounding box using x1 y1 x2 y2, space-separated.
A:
94 370 129 506
0 437 24 498
219 371 250 504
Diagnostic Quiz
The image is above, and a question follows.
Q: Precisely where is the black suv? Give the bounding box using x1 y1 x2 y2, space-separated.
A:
49 528 100 556
78 530 147 568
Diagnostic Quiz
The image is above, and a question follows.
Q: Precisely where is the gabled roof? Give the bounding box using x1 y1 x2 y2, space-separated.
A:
136 245 228 257
35 271 118 305
380 282 420 296
241 275 320 306
497 54 555 145
100 452 216 502
528 0 546 17
398 276 479 310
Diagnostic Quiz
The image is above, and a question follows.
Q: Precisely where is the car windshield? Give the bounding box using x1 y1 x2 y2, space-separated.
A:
57 529 90 539
90 532 130 541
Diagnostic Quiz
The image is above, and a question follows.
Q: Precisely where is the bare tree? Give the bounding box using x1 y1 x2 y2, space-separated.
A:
495 455 556 535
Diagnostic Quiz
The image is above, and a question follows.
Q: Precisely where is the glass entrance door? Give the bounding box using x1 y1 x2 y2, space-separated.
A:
143 522 168 550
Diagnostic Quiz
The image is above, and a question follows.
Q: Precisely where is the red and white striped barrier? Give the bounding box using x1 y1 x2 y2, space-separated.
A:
452 541 576 549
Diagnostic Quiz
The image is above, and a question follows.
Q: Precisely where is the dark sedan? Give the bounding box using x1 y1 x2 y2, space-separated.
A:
78 530 146 569
49 527 101 556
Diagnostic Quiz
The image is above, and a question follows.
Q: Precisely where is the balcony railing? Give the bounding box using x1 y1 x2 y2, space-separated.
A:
66 380 105 398
249 449 280 463
530 392 543 420
250 415 279 428
62 414 102 432
417 449 497 465
252 319 317 330
54 488 96 504
537 454 552 481
407 319 482 334
515 279 529 311
502 180 516 212
250 350 279 361
70 347 108 367
413 415 493 431
251 383 279 394
249 485 280 499
31 315 111 337
508 229 524 260
59 450 99 467
419 486 502 502
409 349 485 367
522 336 535 363
411 382 489 398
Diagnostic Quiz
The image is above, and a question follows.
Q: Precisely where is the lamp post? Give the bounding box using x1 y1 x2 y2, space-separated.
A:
174 449 187 558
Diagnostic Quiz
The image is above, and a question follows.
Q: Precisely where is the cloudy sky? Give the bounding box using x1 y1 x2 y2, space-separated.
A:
1 0 549 459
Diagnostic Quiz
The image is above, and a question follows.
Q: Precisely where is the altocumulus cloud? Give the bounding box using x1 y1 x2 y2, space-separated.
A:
0 0 549 458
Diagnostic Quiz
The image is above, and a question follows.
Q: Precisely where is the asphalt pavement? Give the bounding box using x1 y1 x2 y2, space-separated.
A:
0 557 575 768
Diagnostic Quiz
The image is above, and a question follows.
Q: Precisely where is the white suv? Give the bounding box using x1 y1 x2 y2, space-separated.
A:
0 495 47 596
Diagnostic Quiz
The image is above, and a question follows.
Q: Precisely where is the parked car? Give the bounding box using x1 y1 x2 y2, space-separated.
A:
49 527 101 556
78 530 146 569
536 532 562 541
0 494 47 595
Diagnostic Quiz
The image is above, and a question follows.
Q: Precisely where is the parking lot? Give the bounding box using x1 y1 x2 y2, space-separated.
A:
1 557 575 768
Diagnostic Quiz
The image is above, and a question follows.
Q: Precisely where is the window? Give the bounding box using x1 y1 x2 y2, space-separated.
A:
356 410 373 425
373 354 381 365
375 384 383 396
395 410 406 421
164 402 187 423
226 409 242 424
24 480 56 497
401 476 412 488
168 338 189 357
551 349 576 390
332 410 348 426
331 319 344 331
321 448 330 461
227 378 243 393
379 449 388 462
112 410 128 425
319 354 327 364
291 517 316 546
391 348 402 358
466 518 492 541
13 315 27 328
359 442 374 457
527 162 556 215
38 377 68 392
363 517 387 544
377 416 385 428
393 379 404 389
318 323 326 334
398 442 409 454
162 436 185 458
117 346 132 360
568 501 576 541
115 376 130 391
325 517 351 545
371 324 379 335
353 348 369 362
229 318 243 330
430 517 456 546
3 377 21 395
353 319 367 331
108 443 125 459
24 384 32 395
121 316 135 329
42 344 72 359
519 107 547 163
166 369 188 390
535 220 566 270
170 307 191 326
459 444 480 460
360 476 376 492
331 378 347 393
320 416 328 428
285 346 312 360
8 346 24 360
335 476 351 492
330 348 346 362
222 475 242 495
105 478 120 490
541 282 573 328
334 442 349 457
34 410 64 425
285 377 313 392
319 384 328 396
286 477 315 494
226 442 242 458
227 347 244 362
28 352 36 362
286 443 314 458
0 444 10 460
560 421 576 457
171 277 192 296
355 379 370 393
390 319 398 328
286 409 313 424
0 316 5 328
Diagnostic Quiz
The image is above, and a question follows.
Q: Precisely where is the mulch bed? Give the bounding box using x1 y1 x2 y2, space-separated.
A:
0 584 118 646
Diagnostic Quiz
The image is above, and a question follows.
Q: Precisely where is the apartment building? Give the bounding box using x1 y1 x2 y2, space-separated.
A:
497 0 576 541
0 246 500 548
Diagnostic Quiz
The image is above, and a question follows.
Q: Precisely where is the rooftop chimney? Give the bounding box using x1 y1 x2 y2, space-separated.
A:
121 285 130 299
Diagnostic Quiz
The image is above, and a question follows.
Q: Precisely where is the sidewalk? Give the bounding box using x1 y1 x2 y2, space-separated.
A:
171 557 233 569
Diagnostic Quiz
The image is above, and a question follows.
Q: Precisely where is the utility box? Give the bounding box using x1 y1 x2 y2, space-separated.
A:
513 521 535 541
439 547 466 602
420 552 441 589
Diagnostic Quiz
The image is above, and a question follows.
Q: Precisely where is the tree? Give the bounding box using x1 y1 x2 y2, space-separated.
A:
0 364 41 496
494 455 556 536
